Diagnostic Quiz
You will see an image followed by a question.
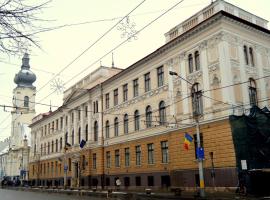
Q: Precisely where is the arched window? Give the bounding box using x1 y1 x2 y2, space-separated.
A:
124 114 129 134
244 45 249 65
188 54 193 73
85 124 88 141
24 96 29 107
159 101 166 125
94 121 98 141
249 47 254 67
105 120 110 138
71 129 74 145
249 78 257 106
134 110 140 131
114 117 119 136
78 127 81 144
191 83 203 117
194 51 200 71
146 106 152 128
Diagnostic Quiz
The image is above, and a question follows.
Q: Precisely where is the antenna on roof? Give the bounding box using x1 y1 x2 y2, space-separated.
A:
112 52 115 68
49 100 52 112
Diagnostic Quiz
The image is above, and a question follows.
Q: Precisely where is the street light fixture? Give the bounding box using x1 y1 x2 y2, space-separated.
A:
169 71 205 198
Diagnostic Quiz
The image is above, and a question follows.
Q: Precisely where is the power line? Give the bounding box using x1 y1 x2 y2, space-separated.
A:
0 0 147 131
37 0 186 103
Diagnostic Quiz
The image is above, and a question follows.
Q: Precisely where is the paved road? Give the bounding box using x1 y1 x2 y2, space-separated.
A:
0 189 110 200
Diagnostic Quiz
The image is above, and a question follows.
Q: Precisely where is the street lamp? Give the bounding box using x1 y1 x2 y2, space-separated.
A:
169 71 205 198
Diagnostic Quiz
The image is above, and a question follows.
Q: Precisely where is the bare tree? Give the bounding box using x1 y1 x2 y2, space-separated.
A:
0 0 50 55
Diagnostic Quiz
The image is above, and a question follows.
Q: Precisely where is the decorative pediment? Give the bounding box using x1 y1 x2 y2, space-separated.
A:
63 89 87 106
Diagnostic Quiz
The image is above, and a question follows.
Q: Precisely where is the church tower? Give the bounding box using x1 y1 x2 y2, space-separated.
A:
11 53 36 148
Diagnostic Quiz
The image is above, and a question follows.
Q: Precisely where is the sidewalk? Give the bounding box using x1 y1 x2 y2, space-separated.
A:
1 186 265 199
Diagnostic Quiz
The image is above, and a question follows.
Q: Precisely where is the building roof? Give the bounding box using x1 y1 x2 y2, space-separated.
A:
14 53 36 88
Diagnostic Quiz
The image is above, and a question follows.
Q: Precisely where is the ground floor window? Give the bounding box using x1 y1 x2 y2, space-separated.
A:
135 176 141 186
148 176 154 186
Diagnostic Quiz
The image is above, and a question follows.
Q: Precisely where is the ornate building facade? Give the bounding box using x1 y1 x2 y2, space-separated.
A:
29 0 270 190
0 53 36 182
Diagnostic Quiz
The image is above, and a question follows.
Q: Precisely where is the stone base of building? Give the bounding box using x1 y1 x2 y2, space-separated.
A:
29 167 238 191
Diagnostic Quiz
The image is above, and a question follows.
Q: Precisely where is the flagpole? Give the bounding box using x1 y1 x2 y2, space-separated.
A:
195 117 205 197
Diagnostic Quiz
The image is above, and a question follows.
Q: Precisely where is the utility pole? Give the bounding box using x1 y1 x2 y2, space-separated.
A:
169 71 205 198
195 116 205 197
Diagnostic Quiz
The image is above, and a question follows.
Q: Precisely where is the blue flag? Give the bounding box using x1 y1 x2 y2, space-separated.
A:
80 139 86 148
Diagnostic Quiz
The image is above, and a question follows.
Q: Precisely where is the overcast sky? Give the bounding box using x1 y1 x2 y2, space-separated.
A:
0 0 270 141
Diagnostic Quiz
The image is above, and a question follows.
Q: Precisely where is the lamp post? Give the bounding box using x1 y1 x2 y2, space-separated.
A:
169 71 205 198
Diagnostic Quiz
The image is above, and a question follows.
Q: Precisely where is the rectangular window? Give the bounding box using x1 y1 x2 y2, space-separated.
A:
133 78 139 97
123 84 128 102
157 66 164 87
147 143 154 164
144 72 151 92
56 120 58 130
65 116 68 126
135 145 141 166
106 151 111 168
114 89 118 106
105 93 110 109
60 117 63 130
115 149 120 167
56 139 58 152
85 106 88 117
71 113 74 123
193 133 203 159
93 153 97 169
125 148 130 167
161 141 169 163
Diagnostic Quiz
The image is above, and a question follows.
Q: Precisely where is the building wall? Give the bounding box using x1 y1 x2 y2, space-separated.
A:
29 6 270 190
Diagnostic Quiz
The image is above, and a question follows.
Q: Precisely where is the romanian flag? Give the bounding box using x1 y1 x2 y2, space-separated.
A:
184 133 193 150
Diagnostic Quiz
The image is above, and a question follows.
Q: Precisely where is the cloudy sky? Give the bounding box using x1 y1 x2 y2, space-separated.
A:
0 0 270 140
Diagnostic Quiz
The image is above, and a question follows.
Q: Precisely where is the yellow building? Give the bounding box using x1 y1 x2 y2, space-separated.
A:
29 0 270 190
